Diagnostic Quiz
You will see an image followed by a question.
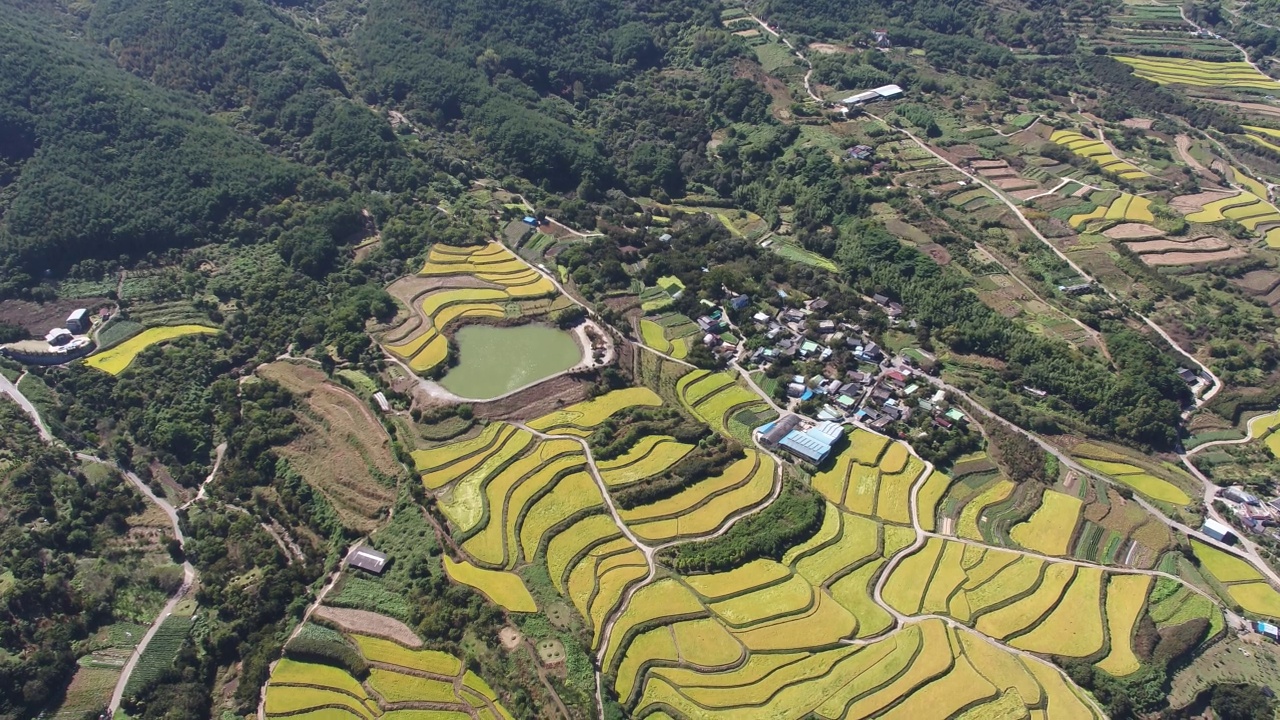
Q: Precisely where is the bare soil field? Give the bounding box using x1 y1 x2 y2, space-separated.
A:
1008 188 1043 201
258 362 399 531
1171 190 1240 215
919 243 952 265
976 167 1018 178
314 606 422 647
0 297 109 335
946 144 985 160
808 42 854 54
472 371 594 421
1207 98 1280 120
1126 237 1230 254
1103 223 1164 240
1121 118 1154 130
970 160 1009 170
1142 249 1248 266
993 177 1038 190
1175 135 1222 185
1236 269 1280 294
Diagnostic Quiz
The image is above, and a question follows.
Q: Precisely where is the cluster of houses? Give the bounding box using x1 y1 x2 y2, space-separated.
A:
0 307 98 365
740 296 968 435
695 305 743 356
1212 486 1280 538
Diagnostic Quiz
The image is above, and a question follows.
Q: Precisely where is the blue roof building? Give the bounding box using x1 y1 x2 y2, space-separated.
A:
778 421 845 465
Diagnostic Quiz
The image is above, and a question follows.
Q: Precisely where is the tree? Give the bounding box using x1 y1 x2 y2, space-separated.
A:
1212 684 1275 720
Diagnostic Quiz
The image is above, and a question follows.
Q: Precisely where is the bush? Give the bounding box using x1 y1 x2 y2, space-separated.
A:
284 623 369 679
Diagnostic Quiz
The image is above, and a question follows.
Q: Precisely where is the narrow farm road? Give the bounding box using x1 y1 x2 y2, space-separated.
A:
1184 411 1273 456
75 452 198 714
180 441 228 510
864 112 1224 407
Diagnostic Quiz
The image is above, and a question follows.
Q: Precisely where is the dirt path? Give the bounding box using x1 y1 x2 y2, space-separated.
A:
73 454 199 714
865 110 1223 408
1176 134 1221 184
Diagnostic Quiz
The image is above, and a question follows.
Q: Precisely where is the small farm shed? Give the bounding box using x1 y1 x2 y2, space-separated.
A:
347 546 390 575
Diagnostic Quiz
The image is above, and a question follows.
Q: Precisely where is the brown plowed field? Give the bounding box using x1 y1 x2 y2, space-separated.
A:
1236 270 1280 294
1126 237 1230 254
1103 223 1164 240
258 362 400 531
977 167 1018 178
1172 190 1239 215
1141 249 1248 266
993 177 1038 191
313 606 422 647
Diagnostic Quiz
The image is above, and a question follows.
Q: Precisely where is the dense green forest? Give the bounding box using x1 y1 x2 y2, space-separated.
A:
0 399 155 719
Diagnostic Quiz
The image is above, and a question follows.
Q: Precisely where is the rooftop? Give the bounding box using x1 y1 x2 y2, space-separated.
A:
347 546 389 574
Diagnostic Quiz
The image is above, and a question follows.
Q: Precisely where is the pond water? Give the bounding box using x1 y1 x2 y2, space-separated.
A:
439 323 582 400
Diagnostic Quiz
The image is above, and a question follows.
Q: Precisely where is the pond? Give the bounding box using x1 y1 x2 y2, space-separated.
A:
439 323 582 400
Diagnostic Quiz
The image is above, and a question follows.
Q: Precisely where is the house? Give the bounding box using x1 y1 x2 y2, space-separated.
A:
1176 368 1198 384
346 546 390 575
753 311 771 324
807 298 830 312
841 85 902 106
887 302 904 318
787 383 807 398
873 293 890 306
778 420 845 464
944 408 966 423
818 320 836 332
45 328 73 346
933 417 953 430
1201 518 1237 544
522 216 539 226
730 295 750 311
659 233 673 243
862 341 882 360
903 383 920 396
66 308 89 334
836 394 858 410
846 145 874 161
846 370 870 385
800 340 821 357
884 370 908 387
870 386 892 403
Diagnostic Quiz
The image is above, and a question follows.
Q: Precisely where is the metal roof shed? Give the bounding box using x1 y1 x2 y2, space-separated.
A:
347 546 390 575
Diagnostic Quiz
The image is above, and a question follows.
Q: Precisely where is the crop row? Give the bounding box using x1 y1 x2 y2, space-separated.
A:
623 452 776 543
1050 130 1147 180
597 435 695 487
1114 55 1280 91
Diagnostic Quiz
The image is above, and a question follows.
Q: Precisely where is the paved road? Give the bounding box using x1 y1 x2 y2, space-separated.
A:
0 372 53 442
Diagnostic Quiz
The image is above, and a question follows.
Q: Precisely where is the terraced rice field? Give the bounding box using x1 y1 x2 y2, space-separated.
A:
1114 55 1280 92
85 324 219 374
527 387 662 436
265 629 514 720
639 313 698 359
1075 456 1192 505
442 556 538 612
676 369 776 441
1009 489 1082 555
597 435 694 486
380 243 558 373
623 451 776 543
1050 130 1148 179
1068 192 1155 229
1191 540 1280 618
810 430 923 525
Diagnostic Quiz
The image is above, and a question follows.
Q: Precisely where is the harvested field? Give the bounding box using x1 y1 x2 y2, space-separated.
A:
1237 270 1280 294
993 177 1038 191
258 362 400 531
1171 190 1239 215
1126 237 1230 253
1142 249 1248 266
1103 223 1164 240
312 606 423 647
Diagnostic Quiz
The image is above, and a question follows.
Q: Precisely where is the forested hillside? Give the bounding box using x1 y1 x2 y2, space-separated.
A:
0 3 304 285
